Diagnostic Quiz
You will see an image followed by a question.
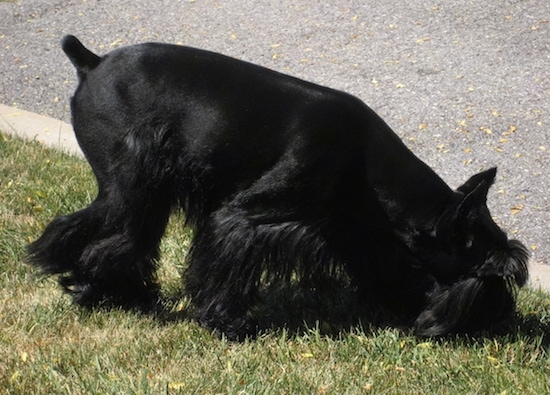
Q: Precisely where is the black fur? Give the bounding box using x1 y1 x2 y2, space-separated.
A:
27 35 530 339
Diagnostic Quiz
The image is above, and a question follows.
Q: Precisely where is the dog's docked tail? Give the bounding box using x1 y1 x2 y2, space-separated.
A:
61 35 101 79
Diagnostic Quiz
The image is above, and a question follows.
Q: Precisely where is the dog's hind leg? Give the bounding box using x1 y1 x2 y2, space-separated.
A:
29 126 177 310
66 190 171 309
27 196 107 277
72 127 180 309
29 194 169 309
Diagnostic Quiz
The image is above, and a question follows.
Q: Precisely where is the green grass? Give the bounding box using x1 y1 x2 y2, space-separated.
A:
1 132 549 394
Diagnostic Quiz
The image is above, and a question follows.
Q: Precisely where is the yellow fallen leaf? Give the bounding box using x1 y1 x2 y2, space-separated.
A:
510 204 524 215
109 38 124 47
487 355 499 364
318 384 330 395
10 371 20 383
174 301 186 312
168 382 185 390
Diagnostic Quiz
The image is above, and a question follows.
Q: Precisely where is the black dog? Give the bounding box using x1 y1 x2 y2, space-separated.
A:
28 35 529 339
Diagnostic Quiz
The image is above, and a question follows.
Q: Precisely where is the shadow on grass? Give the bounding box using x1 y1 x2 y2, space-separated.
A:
152 281 550 347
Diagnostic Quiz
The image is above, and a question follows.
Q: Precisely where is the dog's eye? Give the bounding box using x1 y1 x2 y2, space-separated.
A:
465 235 474 249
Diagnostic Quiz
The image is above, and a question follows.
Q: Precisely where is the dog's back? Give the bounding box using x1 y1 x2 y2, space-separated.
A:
62 36 453 221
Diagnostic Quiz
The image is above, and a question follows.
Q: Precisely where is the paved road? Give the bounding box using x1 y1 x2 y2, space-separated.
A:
1 1 548 270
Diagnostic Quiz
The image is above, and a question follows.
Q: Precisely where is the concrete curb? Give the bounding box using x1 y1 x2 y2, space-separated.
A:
1 103 548 293
0 104 82 156
529 262 550 294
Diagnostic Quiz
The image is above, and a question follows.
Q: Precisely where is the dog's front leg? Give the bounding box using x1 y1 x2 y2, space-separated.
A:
185 208 264 340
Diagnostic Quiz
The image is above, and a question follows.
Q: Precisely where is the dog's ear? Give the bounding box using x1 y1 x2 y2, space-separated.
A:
455 176 492 217
456 167 497 195
437 169 495 248
453 168 497 224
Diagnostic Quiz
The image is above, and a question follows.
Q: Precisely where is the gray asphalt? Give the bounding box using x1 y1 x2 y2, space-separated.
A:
1 0 548 268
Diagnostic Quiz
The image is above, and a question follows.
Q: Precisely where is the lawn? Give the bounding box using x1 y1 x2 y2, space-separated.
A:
1 132 549 394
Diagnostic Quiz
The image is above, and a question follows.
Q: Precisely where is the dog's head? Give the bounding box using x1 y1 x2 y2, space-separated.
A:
418 168 529 287
412 168 530 335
